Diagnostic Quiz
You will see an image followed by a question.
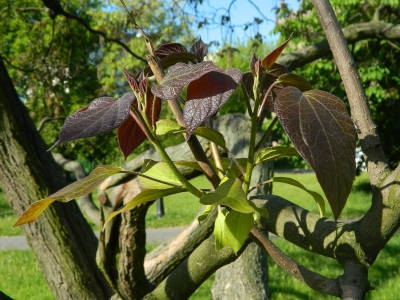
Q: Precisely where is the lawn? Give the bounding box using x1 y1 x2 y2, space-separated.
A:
1 171 397 299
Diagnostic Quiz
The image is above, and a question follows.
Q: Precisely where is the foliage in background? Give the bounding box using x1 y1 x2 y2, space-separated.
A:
274 0 400 168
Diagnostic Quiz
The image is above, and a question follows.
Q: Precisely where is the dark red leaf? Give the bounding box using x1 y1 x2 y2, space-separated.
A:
49 93 135 150
151 61 221 100
275 87 356 219
143 52 198 77
154 43 188 60
184 68 242 137
190 37 209 62
261 33 293 69
117 91 161 159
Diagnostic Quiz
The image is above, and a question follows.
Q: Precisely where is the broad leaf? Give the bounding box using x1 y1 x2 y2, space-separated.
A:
49 93 134 150
155 119 184 135
104 188 186 228
248 201 269 219
192 127 228 151
118 92 161 159
155 43 188 59
261 33 292 69
277 74 313 92
14 166 122 226
272 177 325 217
189 37 209 62
214 207 228 250
255 146 299 164
199 178 255 214
151 61 221 99
143 52 198 77
224 210 253 254
184 68 242 137
274 86 356 219
139 160 182 189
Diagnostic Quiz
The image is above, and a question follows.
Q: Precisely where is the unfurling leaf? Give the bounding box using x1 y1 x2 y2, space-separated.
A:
13 166 123 226
255 146 299 164
261 33 292 69
151 61 221 99
155 119 184 135
49 93 134 150
190 37 209 62
155 43 188 59
104 188 186 229
224 210 253 254
117 91 161 159
249 52 262 77
275 87 356 219
198 205 213 222
199 178 255 214
214 207 228 250
272 177 325 217
139 160 182 189
184 68 242 137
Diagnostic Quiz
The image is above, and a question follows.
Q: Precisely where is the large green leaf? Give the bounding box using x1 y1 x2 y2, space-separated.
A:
272 176 325 217
139 160 182 189
155 119 184 135
104 188 186 228
199 178 255 214
192 127 228 151
224 210 253 254
14 165 123 226
214 207 228 250
277 73 313 92
275 87 356 219
255 146 299 164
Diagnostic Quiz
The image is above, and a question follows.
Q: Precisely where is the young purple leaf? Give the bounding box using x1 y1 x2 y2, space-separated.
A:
190 37 209 62
49 93 135 150
261 33 293 69
154 42 188 59
184 69 242 137
151 61 221 99
250 52 262 77
275 87 356 219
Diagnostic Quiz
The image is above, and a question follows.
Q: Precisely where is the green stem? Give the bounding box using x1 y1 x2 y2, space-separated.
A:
254 116 278 153
131 105 204 198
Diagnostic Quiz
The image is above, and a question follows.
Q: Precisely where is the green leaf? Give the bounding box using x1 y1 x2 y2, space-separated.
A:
224 210 253 254
200 178 255 214
193 127 228 151
198 205 213 222
275 87 356 219
139 160 182 189
256 146 299 164
156 119 184 135
272 177 325 217
277 74 313 92
104 188 186 229
214 207 228 250
13 165 123 226
249 202 269 219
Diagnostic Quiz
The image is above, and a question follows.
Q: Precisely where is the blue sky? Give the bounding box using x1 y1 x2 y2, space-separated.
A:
185 0 300 46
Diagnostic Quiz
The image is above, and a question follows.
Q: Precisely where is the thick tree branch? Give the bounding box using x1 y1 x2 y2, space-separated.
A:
278 21 400 73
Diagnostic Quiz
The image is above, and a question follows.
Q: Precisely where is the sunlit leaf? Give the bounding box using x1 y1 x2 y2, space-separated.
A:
214 207 228 250
198 205 213 222
224 210 253 254
143 52 198 77
155 119 184 135
155 42 188 59
277 74 313 92
184 68 242 137
262 33 292 69
139 160 182 189
13 166 123 226
192 127 228 150
272 176 325 217
275 87 356 219
248 202 269 219
49 93 134 150
104 187 186 229
255 146 299 164
200 178 255 214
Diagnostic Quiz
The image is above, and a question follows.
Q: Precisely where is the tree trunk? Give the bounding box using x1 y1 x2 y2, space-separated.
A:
0 56 113 299
211 114 271 299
